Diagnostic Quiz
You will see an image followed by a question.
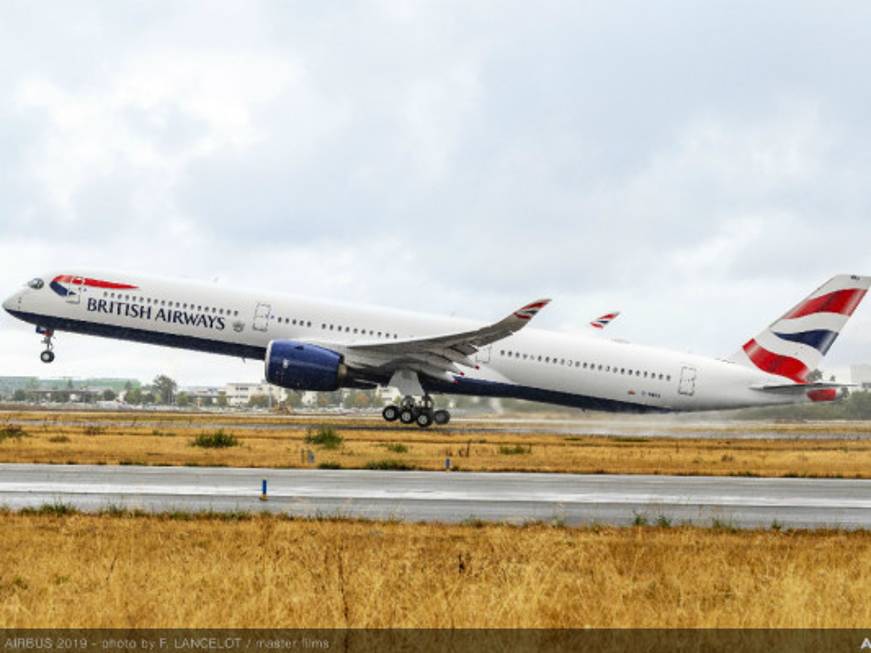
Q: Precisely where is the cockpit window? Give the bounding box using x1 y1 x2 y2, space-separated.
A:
27 278 44 290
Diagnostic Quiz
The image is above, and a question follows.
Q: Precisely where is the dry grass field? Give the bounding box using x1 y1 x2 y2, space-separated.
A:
0 510 867 628
0 409 870 477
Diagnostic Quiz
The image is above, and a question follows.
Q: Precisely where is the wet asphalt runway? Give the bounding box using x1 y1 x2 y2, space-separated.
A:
1 463 868 530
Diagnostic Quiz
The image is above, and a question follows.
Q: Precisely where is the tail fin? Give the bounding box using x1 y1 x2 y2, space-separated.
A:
729 274 871 383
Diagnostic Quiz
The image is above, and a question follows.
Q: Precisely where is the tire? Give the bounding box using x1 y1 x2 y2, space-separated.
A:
382 405 399 422
399 409 415 424
433 409 450 425
40 350 55 364
416 411 433 428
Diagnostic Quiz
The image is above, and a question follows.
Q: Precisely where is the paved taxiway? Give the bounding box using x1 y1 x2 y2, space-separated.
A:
0 463 868 529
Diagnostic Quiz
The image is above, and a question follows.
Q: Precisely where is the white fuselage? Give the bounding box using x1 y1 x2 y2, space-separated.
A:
3 270 804 413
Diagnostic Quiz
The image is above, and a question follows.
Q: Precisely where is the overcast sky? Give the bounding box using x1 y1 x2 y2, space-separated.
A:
2 1 871 385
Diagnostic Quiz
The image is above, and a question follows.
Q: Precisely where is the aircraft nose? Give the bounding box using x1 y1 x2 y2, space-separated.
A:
3 293 17 313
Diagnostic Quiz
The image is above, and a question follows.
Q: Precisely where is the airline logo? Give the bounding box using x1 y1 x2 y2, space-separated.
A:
50 275 138 298
86 297 227 332
50 274 226 333
590 312 620 329
741 276 869 383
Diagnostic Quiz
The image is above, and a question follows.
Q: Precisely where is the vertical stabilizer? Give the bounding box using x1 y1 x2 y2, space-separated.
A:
729 275 871 382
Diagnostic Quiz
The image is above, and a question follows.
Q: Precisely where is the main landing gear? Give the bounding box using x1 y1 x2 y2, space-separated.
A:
39 328 55 364
382 395 451 428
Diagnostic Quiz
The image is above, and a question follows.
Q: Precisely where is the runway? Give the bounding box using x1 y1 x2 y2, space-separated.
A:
5 411 871 440
1 463 869 529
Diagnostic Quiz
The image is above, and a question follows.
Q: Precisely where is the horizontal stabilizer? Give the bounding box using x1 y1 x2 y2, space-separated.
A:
749 382 852 395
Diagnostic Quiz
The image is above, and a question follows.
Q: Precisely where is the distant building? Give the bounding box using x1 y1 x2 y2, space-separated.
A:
182 386 226 406
223 382 286 407
850 364 871 389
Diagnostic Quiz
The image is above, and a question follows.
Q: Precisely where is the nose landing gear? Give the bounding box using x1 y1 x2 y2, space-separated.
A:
382 395 451 428
38 328 55 364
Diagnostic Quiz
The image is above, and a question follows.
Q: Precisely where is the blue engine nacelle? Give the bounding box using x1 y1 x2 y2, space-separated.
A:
265 340 348 391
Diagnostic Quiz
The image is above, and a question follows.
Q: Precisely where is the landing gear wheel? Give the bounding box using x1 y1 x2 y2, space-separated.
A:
38 328 56 364
399 408 415 424
382 405 399 422
433 409 451 425
416 411 433 428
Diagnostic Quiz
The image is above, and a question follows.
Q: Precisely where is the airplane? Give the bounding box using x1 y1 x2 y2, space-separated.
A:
2 271 868 427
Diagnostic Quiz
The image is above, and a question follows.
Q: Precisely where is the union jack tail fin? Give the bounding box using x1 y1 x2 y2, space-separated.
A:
590 311 620 330
729 275 871 383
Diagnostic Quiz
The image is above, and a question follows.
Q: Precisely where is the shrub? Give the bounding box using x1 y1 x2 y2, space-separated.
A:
304 427 344 450
365 459 414 471
711 518 738 532
498 444 530 455
191 430 239 449
83 426 105 436
21 502 78 517
382 442 409 454
48 435 70 443
0 425 26 442
318 462 343 470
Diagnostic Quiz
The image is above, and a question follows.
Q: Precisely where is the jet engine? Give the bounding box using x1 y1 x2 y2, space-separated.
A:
265 340 348 391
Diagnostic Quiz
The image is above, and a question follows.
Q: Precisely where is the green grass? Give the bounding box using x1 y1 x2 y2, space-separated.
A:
191 430 239 449
21 502 78 517
304 426 344 450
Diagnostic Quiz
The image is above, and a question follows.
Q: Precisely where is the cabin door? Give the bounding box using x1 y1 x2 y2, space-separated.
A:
66 276 85 305
253 302 271 332
678 366 697 396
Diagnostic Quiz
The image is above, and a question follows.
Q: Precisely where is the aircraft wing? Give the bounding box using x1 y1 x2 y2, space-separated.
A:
323 299 550 382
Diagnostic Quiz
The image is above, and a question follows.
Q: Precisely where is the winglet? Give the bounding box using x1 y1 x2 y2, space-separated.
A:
513 299 551 321
590 311 620 330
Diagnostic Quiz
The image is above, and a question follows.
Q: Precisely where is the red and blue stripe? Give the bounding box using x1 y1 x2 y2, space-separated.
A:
784 287 866 319
50 275 138 298
742 339 810 383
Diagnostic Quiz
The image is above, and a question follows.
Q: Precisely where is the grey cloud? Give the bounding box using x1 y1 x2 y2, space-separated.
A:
2 1 871 383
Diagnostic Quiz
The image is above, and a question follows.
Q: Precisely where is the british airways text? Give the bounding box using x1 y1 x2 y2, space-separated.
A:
86 298 226 331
